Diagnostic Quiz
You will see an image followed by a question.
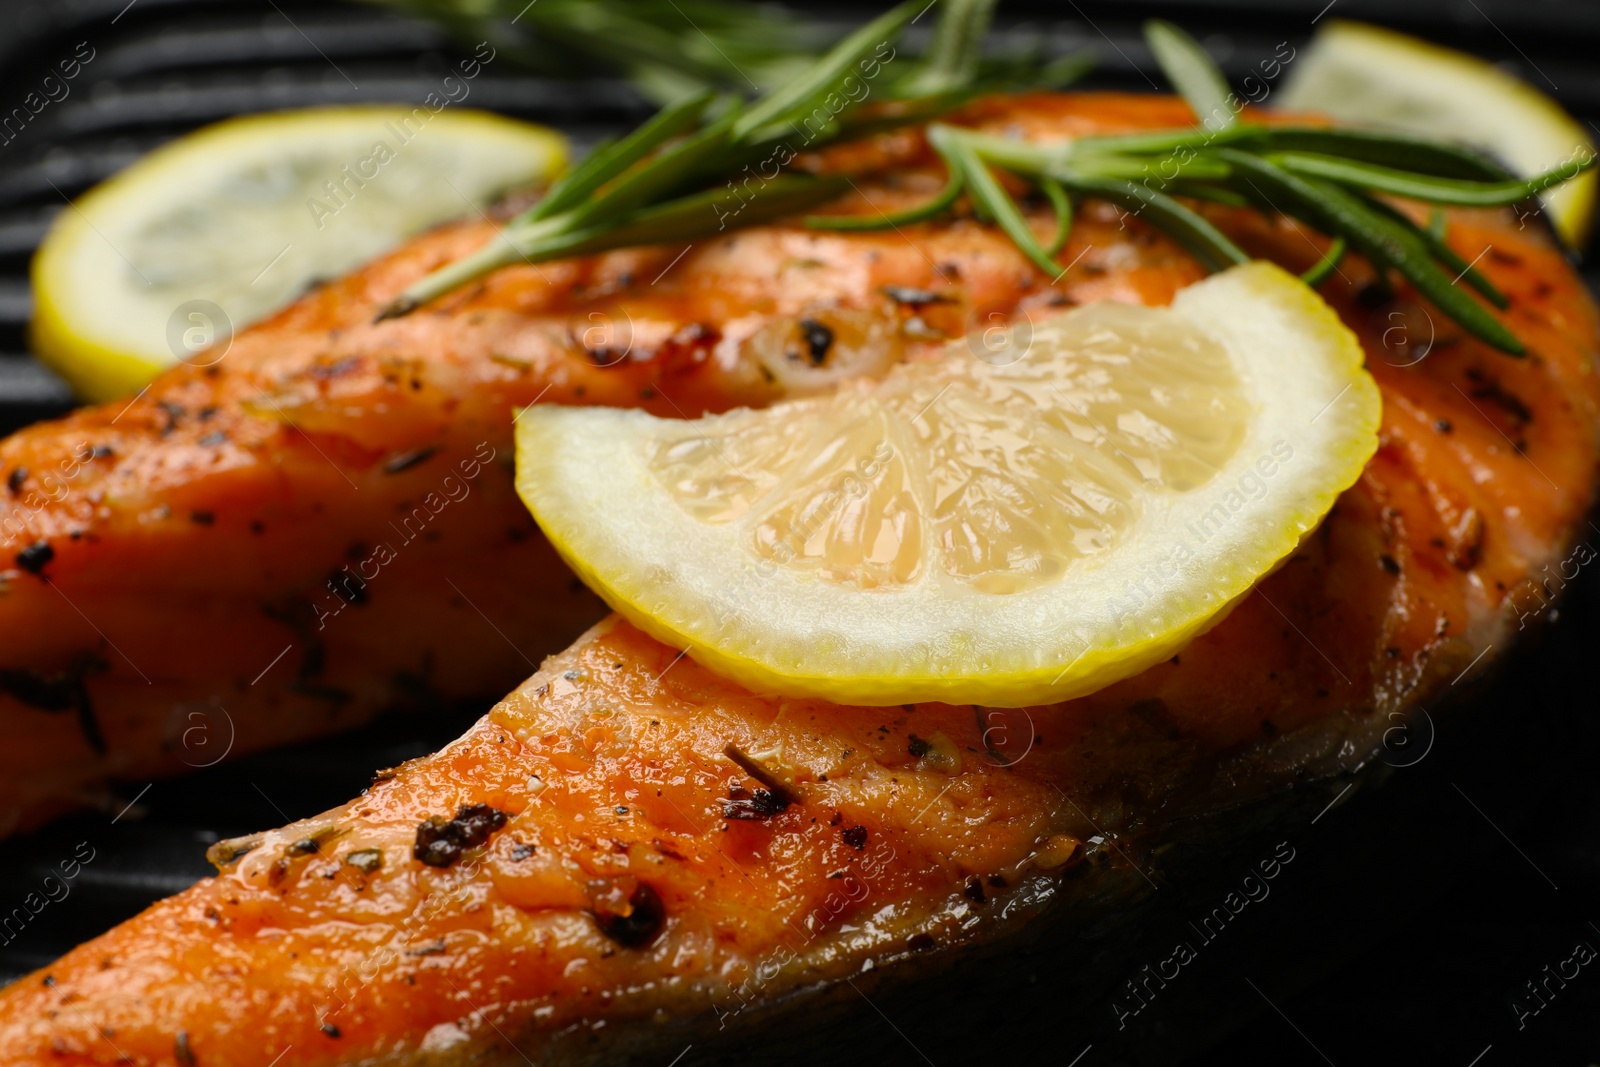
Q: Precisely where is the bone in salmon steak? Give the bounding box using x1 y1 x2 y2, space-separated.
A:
0 88 1597 1064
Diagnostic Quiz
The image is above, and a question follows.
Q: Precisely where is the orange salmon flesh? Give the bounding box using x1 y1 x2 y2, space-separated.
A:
0 93 1596 1065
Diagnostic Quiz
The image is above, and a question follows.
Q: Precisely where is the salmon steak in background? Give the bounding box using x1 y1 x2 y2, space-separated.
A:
0 89 1594 1064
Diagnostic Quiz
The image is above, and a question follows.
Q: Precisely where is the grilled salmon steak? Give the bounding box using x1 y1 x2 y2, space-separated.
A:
0 91 1598 1064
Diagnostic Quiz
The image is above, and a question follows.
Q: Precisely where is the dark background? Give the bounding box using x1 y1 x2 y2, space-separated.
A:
0 1 1596 1064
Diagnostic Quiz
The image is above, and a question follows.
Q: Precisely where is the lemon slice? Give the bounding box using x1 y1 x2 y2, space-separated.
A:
32 107 566 401
516 263 1380 707
1279 20 1595 246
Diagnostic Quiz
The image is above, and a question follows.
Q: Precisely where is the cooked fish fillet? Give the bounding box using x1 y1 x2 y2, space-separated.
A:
0 91 1595 1064
0 94 1212 834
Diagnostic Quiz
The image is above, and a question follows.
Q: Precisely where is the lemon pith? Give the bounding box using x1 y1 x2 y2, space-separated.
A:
31 107 567 401
516 263 1380 708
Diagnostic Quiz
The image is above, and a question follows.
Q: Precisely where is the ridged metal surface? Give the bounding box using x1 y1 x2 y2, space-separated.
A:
0 1 1595 1063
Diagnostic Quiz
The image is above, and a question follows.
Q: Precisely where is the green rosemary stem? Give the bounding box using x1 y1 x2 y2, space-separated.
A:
375 240 524 321
379 177 848 320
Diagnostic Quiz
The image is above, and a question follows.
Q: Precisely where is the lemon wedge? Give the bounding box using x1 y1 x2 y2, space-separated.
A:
1279 20 1595 247
32 107 566 401
516 263 1380 707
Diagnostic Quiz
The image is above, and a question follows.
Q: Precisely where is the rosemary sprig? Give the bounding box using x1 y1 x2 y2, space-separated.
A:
381 10 1592 359
1358 193 1508 307
1212 148 1525 352
377 0 931 319
380 0 1095 320
797 20 1591 356
732 5 919 141
857 114 1579 352
527 91 719 223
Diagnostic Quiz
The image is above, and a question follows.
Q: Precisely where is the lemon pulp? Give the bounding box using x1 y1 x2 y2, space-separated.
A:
649 304 1251 595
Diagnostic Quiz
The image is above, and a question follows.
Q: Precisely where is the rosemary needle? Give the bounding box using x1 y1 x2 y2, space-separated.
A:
1040 177 1072 256
1301 236 1347 287
1272 151 1591 208
930 124 1062 277
1146 20 1236 132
